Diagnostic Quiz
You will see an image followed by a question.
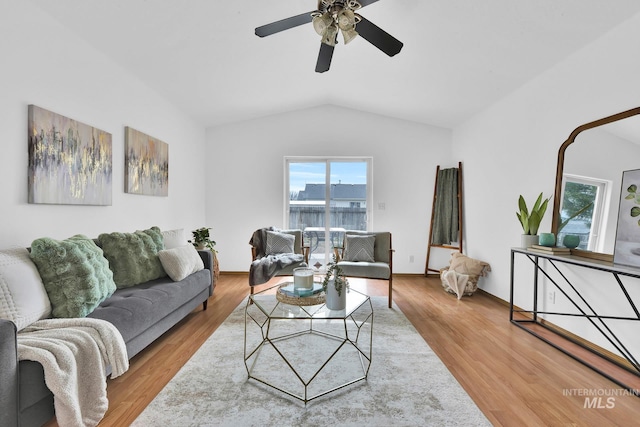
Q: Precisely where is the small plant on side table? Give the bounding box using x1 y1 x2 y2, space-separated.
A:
190 227 219 284
189 227 217 252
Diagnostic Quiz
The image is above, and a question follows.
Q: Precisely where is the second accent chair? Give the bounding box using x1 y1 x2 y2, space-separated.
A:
249 227 309 293
334 231 394 308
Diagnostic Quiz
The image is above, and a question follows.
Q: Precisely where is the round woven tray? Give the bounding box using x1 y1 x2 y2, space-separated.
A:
276 282 326 306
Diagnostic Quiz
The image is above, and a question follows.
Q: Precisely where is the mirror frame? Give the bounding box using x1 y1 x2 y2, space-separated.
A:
552 106 640 258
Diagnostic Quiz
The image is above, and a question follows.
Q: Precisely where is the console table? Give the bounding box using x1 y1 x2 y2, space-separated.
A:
510 248 640 395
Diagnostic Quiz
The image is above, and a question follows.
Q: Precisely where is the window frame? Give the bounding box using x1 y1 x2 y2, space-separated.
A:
284 156 373 266
559 174 610 252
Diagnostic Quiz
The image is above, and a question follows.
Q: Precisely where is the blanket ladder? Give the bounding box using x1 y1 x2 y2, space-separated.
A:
425 162 464 276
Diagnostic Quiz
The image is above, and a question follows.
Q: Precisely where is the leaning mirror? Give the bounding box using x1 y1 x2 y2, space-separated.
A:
551 107 640 260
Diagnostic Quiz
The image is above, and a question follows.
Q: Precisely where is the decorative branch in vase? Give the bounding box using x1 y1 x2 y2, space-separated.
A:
322 255 349 310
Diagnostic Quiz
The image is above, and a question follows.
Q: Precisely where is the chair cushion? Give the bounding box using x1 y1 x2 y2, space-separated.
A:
343 234 375 262
337 261 390 280
87 271 210 345
265 230 295 254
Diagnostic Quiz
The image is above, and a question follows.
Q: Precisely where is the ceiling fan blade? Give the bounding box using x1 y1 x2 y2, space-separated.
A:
356 16 403 57
358 0 381 7
315 43 335 73
255 11 315 37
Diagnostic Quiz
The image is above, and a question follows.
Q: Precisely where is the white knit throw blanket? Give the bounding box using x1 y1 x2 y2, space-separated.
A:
17 318 129 427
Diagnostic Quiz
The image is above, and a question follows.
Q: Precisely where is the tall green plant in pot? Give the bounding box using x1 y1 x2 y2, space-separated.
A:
322 255 349 310
516 193 550 248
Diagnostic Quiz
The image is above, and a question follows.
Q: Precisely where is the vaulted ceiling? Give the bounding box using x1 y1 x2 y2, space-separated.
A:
29 0 640 129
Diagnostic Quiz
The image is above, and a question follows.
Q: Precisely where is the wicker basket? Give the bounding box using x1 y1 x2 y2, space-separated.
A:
440 268 480 297
276 282 326 306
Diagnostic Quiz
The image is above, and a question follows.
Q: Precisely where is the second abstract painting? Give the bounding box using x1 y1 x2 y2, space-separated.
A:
125 127 169 197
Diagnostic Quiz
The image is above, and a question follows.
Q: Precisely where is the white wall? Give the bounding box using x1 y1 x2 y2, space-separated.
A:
205 105 452 273
0 2 206 247
453 12 640 357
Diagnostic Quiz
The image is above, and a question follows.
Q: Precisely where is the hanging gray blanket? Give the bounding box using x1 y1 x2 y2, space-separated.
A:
432 167 459 245
249 252 304 286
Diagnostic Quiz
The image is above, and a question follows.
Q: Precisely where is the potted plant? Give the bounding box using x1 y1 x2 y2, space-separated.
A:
189 227 217 252
516 193 550 248
189 227 219 283
322 255 349 310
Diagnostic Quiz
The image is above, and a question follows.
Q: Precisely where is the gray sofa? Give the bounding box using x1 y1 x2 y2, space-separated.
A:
0 248 214 427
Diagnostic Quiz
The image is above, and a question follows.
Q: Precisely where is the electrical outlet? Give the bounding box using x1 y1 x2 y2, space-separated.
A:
378 202 386 210
548 291 556 304
409 255 414 263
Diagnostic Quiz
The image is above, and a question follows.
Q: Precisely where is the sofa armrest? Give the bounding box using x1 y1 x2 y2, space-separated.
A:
0 319 19 427
197 250 215 295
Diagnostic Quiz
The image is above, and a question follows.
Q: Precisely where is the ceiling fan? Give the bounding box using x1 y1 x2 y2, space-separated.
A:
255 0 403 73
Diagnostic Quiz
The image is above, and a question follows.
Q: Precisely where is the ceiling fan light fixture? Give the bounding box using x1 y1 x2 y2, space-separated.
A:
342 28 358 44
321 23 338 46
346 0 362 11
312 12 333 36
337 9 356 31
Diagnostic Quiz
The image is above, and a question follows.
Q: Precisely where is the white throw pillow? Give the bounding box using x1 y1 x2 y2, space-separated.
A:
162 228 189 250
158 244 205 281
0 248 51 331
265 230 295 255
343 235 376 262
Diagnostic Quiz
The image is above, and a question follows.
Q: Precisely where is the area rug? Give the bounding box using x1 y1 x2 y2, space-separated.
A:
132 297 490 427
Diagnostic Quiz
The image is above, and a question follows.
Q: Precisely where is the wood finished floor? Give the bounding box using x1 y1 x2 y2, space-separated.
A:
44 274 638 427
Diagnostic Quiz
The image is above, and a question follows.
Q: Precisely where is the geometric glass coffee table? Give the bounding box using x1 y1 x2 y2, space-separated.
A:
244 282 373 404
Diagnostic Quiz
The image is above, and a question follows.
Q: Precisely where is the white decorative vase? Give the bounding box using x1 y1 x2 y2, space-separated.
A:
521 234 539 249
325 280 346 310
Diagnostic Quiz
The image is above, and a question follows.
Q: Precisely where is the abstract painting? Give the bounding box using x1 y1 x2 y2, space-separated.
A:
28 105 112 205
614 168 640 267
124 127 169 196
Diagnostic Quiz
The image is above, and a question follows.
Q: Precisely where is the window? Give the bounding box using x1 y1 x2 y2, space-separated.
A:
285 157 372 269
558 174 609 251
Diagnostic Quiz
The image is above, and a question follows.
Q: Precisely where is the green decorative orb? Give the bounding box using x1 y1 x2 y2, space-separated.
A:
563 235 580 249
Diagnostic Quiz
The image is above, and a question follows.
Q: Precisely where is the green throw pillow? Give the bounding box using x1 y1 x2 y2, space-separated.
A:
98 226 166 288
30 235 116 318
